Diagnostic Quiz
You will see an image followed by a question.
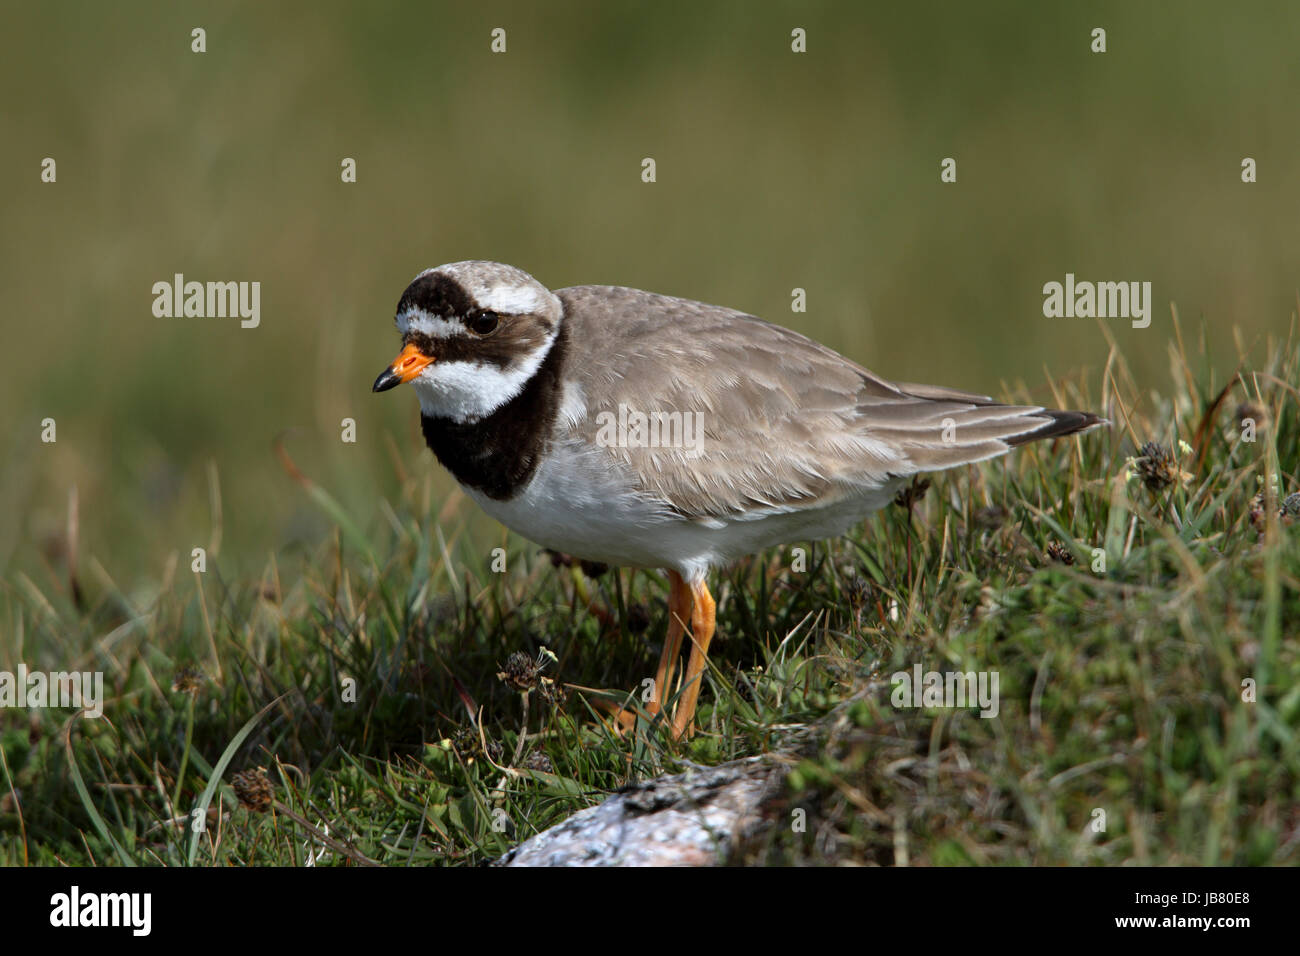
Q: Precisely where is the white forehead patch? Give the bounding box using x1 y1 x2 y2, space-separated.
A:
396 307 462 338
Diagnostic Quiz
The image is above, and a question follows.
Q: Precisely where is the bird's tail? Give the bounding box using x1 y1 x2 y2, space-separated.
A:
878 380 1107 471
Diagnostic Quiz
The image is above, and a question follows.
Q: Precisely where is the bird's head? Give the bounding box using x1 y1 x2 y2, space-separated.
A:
373 261 562 422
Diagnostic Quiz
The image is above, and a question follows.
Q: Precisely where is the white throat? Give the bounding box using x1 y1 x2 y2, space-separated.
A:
411 327 558 423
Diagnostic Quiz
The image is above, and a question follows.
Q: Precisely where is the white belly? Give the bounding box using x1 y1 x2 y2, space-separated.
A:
464 438 901 579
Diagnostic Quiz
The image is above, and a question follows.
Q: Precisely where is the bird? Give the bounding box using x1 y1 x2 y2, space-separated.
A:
373 261 1104 738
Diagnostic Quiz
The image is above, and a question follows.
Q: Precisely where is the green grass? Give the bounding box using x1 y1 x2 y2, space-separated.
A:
2 319 1297 866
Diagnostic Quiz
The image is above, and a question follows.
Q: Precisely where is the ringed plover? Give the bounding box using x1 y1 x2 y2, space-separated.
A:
373 261 1104 737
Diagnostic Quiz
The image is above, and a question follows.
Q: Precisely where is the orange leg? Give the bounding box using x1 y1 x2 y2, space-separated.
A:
648 571 691 721
671 577 716 739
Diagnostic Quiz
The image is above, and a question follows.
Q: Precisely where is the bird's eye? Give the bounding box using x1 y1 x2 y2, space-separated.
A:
467 310 500 335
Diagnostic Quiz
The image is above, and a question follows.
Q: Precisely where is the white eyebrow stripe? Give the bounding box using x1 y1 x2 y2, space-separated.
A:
475 283 550 316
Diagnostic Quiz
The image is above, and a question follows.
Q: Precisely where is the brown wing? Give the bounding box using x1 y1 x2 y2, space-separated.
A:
557 286 1101 520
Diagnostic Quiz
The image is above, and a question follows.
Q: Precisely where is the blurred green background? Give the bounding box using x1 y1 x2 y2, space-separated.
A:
2 1 1297 590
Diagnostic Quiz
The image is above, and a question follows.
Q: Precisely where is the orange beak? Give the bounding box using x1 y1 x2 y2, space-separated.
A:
372 342 434 392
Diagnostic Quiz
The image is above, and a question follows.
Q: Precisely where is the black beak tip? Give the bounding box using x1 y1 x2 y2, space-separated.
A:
372 369 400 393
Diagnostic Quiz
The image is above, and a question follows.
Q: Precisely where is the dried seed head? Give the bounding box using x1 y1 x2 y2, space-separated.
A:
1281 492 1300 519
844 574 871 609
451 726 504 763
1135 441 1178 491
171 666 205 695
1248 490 1299 532
231 767 274 813
498 651 539 692
893 477 932 510
1046 540 1074 565
449 725 475 752
522 752 553 773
